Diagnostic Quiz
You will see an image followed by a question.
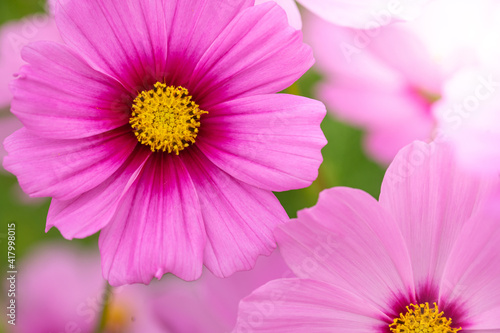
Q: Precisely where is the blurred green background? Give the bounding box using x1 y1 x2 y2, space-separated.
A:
0 1 386 332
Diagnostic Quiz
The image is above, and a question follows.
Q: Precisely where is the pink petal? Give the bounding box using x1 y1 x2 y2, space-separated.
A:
161 0 254 88
379 141 498 294
54 0 253 91
234 279 386 332
255 0 302 30
434 69 500 175
188 2 313 108
362 121 431 165
16 245 103 333
11 42 130 139
318 78 432 163
304 16 433 163
99 153 206 286
276 187 415 311
0 14 61 108
3 127 137 201
0 115 22 173
439 206 500 330
153 251 290 333
197 94 326 191
366 24 444 93
183 148 289 278
46 147 151 239
297 0 431 28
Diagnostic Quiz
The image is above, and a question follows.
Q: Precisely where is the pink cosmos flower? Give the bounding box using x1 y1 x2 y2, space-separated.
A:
306 0 500 163
3 0 326 286
234 140 500 332
8 244 290 333
11 244 163 333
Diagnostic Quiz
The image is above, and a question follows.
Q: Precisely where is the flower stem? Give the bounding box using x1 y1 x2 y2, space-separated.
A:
94 282 113 333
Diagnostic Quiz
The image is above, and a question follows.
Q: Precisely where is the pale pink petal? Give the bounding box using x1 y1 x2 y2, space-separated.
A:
15 244 103 333
305 16 434 163
0 14 61 108
439 208 500 330
0 115 22 173
276 187 415 311
16 244 165 333
234 279 387 332
153 251 290 333
182 148 288 278
318 78 432 163
363 121 432 164
188 2 313 108
3 127 137 201
297 0 431 28
379 141 498 295
255 0 302 30
197 94 326 191
303 15 402 79
366 24 444 93
54 0 253 91
434 69 500 175
46 148 151 239
11 42 130 139
99 153 206 286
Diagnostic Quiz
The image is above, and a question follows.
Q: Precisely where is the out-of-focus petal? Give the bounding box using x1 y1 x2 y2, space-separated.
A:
297 0 431 29
0 14 61 108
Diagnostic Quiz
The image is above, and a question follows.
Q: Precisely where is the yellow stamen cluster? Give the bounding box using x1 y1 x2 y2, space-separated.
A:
129 83 208 154
389 303 461 333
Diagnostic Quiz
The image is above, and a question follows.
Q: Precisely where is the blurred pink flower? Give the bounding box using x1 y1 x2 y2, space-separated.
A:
306 0 500 163
8 244 290 333
3 0 326 286
235 141 500 332
11 244 163 333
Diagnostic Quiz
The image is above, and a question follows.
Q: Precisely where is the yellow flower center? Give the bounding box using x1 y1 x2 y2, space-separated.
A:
129 82 208 154
389 303 461 333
